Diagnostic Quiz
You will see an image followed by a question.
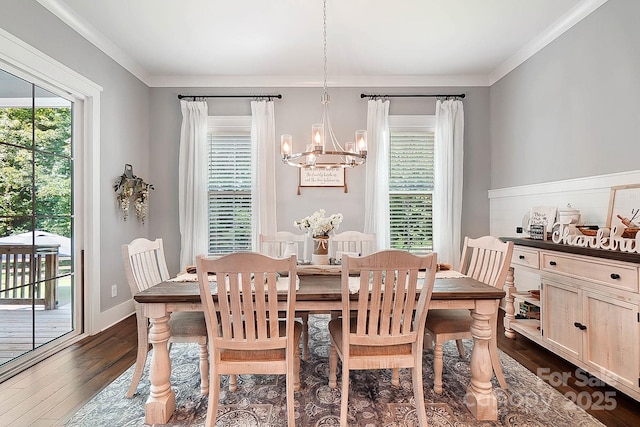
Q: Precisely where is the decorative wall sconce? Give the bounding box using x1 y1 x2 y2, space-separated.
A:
114 164 154 224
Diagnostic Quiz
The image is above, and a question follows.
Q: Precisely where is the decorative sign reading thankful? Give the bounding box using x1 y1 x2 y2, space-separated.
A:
298 168 347 194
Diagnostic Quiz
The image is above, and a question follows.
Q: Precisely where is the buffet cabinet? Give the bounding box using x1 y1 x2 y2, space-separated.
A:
502 238 640 402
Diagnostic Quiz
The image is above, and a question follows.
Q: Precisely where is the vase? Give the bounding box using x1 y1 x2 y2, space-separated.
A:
312 236 329 265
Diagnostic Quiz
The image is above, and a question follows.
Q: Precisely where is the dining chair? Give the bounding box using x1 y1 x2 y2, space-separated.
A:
259 231 312 361
425 235 514 394
329 230 376 261
259 231 306 259
196 252 302 427
122 238 208 398
328 250 437 427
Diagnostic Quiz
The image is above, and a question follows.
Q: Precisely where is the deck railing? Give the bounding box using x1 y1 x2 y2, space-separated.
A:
0 244 59 310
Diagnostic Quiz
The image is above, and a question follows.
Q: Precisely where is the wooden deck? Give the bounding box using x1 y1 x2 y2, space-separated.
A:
0 303 73 365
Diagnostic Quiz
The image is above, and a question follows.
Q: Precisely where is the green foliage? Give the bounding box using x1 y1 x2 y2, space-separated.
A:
0 106 72 237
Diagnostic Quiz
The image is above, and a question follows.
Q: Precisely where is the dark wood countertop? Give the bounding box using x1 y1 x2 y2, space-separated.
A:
501 237 640 264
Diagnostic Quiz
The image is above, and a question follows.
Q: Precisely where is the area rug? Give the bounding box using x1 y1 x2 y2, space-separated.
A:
65 314 603 426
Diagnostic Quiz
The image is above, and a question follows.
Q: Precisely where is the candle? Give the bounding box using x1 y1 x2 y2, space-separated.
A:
356 130 367 153
306 144 316 165
281 134 292 157
345 142 355 165
312 124 324 151
306 152 316 166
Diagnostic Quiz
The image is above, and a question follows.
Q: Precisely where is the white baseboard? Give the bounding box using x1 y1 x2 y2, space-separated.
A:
93 299 135 334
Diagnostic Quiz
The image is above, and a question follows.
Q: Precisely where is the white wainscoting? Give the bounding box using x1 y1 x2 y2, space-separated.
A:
489 170 640 238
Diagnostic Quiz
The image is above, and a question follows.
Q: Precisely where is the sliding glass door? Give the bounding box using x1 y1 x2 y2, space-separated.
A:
0 68 76 369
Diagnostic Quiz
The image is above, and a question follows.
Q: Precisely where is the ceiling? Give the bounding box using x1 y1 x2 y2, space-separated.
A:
36 0 608 87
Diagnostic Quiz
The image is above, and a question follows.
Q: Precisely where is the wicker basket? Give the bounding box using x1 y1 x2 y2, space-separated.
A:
576 226 598 237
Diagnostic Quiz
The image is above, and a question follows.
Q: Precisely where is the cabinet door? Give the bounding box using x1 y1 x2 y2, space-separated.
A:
542 279 582 361
583 291 639 392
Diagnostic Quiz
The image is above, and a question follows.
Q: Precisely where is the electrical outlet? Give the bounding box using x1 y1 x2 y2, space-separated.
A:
516 227 523 234
111 284 118 298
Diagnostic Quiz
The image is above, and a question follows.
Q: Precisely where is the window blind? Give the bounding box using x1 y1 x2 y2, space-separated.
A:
389 130 434 252
208 132 252 253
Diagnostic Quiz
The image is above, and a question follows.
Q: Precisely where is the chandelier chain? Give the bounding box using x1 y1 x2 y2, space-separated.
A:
323 0 328 94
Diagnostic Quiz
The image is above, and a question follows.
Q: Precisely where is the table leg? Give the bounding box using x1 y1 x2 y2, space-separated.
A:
144 305 175 424
465 299 498 421
503 267 516 339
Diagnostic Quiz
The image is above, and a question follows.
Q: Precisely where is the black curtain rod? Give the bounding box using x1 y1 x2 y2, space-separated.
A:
360 93 465 99
178 94 282 100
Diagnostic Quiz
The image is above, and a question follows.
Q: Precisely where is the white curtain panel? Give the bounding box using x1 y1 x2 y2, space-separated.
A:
178 100 209 270
251 100 277 251
434 99 464 265
364 99 390 249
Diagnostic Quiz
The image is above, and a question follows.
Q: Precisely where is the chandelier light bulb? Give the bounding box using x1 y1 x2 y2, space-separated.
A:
281 134 292 157
356 130 367 154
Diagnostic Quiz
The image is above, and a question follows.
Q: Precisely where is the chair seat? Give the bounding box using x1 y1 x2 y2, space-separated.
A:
328 317 412 357
221 321 303 361
426 309 472 335
168 311 208 337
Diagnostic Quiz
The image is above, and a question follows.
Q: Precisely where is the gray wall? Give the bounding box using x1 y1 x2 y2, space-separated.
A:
149 86 491 274
2 1 493 311
490 0 640 189
0 0 151 311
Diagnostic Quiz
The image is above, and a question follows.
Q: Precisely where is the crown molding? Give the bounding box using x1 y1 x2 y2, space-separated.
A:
147 74 490 88
36 0 150 85
488 0 609 85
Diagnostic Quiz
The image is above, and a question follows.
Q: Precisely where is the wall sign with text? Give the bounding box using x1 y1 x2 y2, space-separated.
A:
298 168 347 194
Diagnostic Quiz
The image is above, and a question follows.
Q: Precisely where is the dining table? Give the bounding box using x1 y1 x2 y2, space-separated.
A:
134 264 505 424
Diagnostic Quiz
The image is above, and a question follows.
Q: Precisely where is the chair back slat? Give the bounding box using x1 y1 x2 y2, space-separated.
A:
197 253 297 351
343 250 437 347
122 238 170 295
330 231 376 259
459 236 514 289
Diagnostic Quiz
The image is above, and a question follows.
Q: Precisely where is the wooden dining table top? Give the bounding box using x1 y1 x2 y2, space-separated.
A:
134 273 505 304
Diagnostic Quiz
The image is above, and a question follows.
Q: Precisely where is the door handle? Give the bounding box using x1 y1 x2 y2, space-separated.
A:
573 322 587 330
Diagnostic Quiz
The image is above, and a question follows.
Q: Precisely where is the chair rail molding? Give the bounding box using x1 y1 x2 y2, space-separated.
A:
489 170 640 239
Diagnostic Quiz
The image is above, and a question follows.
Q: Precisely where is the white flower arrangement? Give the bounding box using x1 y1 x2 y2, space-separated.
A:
294 209 343 237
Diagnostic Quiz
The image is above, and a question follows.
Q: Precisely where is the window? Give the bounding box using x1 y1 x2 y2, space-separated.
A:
388 116 435 252
207 117 252 254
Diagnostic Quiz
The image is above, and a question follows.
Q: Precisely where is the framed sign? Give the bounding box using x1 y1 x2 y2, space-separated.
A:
528 206 557 233
298 168 346 194
606 184 640 228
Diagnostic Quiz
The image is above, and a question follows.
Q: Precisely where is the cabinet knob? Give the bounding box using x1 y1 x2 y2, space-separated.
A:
610 273 621 280
549 261 557 266
519 255 525 260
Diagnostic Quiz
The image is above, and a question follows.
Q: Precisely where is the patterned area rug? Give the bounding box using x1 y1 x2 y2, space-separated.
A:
65 315 603 426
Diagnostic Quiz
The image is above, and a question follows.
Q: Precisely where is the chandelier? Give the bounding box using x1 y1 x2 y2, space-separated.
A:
280 0 367 169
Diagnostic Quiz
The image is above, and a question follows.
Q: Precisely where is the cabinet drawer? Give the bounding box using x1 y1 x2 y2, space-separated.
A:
541 252 638 292
512 247 540 269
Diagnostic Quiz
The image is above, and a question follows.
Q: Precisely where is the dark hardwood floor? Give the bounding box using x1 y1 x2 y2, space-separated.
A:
496 314 640 427
0 312 638 426
0 314 138 426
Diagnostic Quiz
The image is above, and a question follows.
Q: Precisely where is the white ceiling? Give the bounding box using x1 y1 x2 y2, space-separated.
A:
36 0 608 87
